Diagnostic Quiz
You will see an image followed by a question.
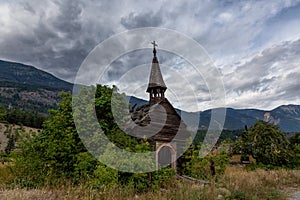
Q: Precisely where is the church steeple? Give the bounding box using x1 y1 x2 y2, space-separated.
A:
147 41 167 105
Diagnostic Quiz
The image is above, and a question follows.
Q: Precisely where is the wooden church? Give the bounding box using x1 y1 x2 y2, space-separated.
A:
127 41 190 170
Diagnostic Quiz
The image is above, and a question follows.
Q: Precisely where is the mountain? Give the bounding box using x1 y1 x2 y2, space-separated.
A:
0 60 72 113
1 60 299 132
0 60 72 90
271 105 300 132
127 96 300 132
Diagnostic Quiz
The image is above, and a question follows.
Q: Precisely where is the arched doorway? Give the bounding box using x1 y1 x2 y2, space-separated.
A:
156 144 176 169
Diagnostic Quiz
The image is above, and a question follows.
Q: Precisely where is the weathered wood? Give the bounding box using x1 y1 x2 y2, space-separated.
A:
126 97 190 143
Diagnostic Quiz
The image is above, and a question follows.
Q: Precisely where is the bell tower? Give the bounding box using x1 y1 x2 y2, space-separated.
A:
127 41 191 170
146 41 167 105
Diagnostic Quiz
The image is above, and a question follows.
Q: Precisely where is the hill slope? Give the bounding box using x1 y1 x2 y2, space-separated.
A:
0 60 72 90
0 123 40 152
0 60 72 113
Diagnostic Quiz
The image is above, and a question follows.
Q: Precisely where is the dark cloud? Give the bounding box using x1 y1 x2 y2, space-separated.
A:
121 12 163 29
22 2 36 14
106 49 151 81
0 0 111 82
0 0 300 110
51 0 83 37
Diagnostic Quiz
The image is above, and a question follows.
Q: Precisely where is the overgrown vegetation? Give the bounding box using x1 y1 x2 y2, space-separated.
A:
6 86 178 191
232 121 300 168
1 165 299 200
179 142 230 180
0 85 299 200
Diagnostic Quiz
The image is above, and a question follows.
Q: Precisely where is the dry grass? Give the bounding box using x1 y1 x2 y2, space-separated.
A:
0 165 299 200
222 166 300 200
0 163 15 189
0 189 64 200
0 183 210 200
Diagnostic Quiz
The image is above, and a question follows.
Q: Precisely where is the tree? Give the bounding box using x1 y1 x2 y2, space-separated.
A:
231 126 252 162
0 106 7 122
5 134 16 154
15 92 91 186
15 85 175 189
74 85 157 189
235 121 291 166
290 133 300 146
289 133 300 168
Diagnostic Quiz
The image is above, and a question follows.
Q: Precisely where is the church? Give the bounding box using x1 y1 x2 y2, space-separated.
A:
127 41 190 170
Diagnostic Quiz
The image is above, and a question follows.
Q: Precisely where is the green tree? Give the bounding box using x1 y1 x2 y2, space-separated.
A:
15 92 90 186
290 133 300 146
5 134 16 154
74 85 156 190
0 106 7 122
234 121 291 166
231 126 252 162
14 85 175 190
289 133 300 168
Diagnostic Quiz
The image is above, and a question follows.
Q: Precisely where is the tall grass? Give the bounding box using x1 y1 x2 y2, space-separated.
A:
0 163 16 189
222 166 300 200
0 164 299 200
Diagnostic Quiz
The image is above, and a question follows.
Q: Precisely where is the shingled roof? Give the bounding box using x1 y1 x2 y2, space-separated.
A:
146 48 167 92
123 98 190 143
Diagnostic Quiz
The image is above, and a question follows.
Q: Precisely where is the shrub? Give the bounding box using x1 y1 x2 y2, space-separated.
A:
180 143 230 180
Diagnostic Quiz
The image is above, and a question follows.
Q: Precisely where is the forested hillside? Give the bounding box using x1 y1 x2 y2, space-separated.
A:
0 60 73 113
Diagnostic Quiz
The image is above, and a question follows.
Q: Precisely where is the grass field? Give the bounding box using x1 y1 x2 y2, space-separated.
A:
0 164 299 200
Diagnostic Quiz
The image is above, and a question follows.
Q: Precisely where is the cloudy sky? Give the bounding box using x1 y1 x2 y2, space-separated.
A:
0 0 300 111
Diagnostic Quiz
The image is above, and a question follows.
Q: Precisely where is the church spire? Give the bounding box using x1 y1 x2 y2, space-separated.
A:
147 41 167 105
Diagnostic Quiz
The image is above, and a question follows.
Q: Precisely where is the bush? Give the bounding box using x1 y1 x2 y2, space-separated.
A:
228 190 246 200
180 143 230 180
13 92 87 187
151 167 176 190
92 164 118 189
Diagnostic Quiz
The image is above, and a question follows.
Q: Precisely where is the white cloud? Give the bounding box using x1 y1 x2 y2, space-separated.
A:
224 39 300 110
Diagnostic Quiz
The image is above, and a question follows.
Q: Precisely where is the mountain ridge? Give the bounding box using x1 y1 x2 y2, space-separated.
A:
127 96 300 132
0 60 73 90
0 59 299 132
0 60 72 113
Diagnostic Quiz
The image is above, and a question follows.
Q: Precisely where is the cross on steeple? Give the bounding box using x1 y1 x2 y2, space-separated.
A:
151 41 158 57
151 41 158 48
